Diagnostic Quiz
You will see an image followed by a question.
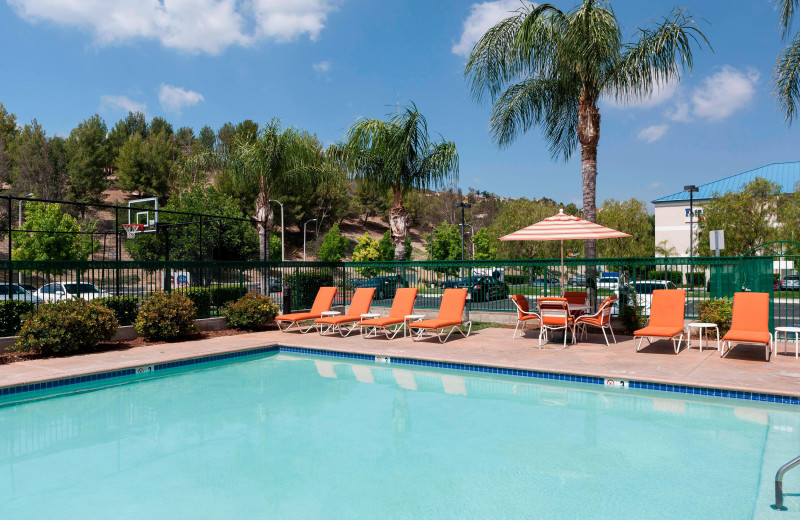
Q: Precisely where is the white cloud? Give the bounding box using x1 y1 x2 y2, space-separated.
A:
667 101 691 122
158 84 204 113
452 0 533 57
312 60 331 75
637 124 668 143
8 0 336 54
100 95 146 114
690 66 760 120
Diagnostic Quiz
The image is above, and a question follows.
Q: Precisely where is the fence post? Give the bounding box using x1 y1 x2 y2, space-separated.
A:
115 206 121 297
7 196 12 290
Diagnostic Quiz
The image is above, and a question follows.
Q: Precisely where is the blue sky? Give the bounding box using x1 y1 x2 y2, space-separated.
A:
0 0 797 206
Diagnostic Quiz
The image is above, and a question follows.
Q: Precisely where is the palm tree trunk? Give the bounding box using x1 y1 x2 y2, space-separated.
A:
577 89 600 259
389 188 410 261
255 191 274 262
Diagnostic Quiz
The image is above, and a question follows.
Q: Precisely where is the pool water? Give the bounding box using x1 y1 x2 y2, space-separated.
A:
1 353 799 519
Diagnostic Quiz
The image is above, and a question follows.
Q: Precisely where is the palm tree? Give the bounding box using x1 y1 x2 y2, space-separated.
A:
194 120 319 261
464 0 709 259
341 104 459 261
774 0 800 121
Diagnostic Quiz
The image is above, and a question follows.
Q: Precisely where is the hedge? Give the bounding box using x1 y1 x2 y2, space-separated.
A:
0 300 36 337
95 296 140 325
288 270 335 309
175 286 248 317
645 270 683 286
16 300 118 356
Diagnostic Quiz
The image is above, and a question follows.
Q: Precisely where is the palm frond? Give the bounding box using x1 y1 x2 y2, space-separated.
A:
774 32 800 122
612 7 711 103
777 0 799 38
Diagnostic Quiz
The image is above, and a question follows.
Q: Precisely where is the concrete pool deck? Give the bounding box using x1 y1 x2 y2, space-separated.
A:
1 327 800 397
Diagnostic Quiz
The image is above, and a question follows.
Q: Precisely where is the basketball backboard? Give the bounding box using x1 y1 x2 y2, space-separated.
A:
127 197 159 233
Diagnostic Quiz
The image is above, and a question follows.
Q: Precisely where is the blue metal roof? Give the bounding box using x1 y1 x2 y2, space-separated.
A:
652 161 800 203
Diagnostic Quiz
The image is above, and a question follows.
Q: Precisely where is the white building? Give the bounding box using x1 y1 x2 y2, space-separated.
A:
653 162 800 256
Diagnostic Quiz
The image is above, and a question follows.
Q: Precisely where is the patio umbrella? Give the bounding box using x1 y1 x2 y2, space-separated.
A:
499 209 631 291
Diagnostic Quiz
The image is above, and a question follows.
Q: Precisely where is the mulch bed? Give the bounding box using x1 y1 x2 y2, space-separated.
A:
0 327 275 366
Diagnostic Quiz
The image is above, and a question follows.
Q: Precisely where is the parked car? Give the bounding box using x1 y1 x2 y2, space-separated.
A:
354 275 407 299
633 280 678 314
440 277 470 289
532 277 561 287
269 278 282 293
566 274 587 286
0 283 42 303
779 275 800 291
597 276 621 289
467 275 510 302
36 282 109 302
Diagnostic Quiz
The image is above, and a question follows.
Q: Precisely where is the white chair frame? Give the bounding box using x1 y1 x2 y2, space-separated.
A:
635 333 684 354
277 319 317 334
721 334 774 361
409 322 472 343
537 300 574 348
575 299 617 346
510 295 540 339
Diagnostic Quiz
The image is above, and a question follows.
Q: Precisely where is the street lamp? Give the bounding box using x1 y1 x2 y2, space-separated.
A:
18 193 33 284
269 199 284 262
303 219 317 261
428 229 438 260
454 202 472 261
684 184 699 288
460 223 475 259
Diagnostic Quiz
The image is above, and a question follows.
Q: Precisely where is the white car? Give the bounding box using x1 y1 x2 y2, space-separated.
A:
597 276 621 289
633 280 678 315
36 282 108 302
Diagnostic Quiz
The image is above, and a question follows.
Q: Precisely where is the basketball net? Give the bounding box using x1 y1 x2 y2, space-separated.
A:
123 223 145 239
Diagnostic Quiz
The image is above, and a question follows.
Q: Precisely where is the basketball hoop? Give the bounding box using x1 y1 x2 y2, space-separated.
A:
123 223 145 239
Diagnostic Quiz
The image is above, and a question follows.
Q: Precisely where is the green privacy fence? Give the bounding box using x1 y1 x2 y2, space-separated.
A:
0 255 792 330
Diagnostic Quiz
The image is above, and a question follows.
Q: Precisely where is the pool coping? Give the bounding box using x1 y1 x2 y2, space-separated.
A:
2 340 799 407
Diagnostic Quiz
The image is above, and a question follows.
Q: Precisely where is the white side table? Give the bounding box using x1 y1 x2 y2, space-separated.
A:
687 322 720 352
320 310 341 317
404 314 426 338
775 327 800 359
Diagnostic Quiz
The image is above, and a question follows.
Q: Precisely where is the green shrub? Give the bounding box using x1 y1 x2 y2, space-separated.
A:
175 286 248 317
135 292 197 340
645 270 683 285
686 271 706 287
696 297 733 335
288 270 335 308
618 292 645 334
0 300 36 337
222 291 279 330
95 296 140 325
15 300 118 356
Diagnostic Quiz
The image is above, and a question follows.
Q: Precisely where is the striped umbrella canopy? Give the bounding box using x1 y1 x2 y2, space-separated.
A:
500 209 631 290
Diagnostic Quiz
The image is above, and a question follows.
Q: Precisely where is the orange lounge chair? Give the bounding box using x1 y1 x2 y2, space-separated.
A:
359 288 418 339
314 287 375 336
510 294 540 338
408 288 471 343
537 297 575 348
575 296 617 346
275 286 337 333
634 289 686 354
721 292 773 361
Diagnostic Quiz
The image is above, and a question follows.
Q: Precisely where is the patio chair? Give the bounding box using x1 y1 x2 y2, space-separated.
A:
408 288 471 343
564 291 587 306
275 286 337 333
721 292 773 361
575 296 617 346
510 294 540 339
314 287 375 336
537 297 575 348
359 288 418 339
634 289 686 354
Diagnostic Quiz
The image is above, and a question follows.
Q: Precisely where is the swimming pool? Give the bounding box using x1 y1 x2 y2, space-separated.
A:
1 351 799 519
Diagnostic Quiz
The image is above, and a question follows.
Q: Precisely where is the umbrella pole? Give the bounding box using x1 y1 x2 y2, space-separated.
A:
560 240 565 296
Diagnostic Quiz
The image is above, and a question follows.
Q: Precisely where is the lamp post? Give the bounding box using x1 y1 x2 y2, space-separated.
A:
428 229 438 260
684 184 699 288
303 218 317 261
17 193 33 285
269 199 284 262
460 223 475 259
454 202 472 261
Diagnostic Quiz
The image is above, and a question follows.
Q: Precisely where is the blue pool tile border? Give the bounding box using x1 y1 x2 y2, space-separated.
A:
1 344 799 407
